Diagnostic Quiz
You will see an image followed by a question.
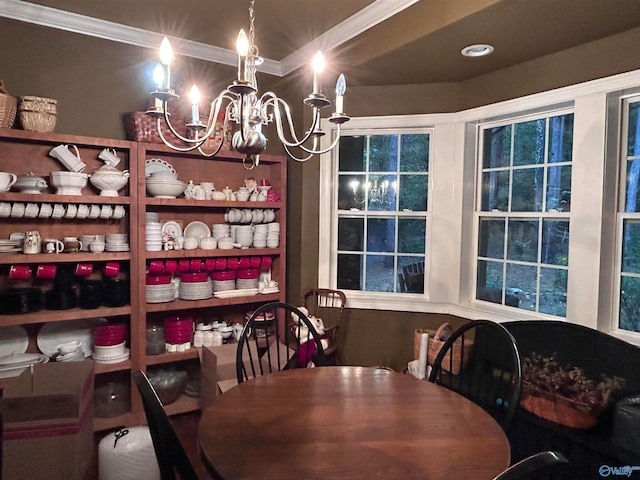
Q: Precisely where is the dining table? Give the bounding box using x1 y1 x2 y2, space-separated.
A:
198 366 510 480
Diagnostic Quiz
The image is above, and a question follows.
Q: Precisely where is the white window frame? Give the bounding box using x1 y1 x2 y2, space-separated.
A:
318 69 640 346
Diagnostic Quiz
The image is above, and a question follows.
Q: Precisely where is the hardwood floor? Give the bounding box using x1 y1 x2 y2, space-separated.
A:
90 411 214 479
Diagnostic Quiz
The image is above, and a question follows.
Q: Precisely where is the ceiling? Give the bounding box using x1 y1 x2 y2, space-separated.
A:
3 0 640 87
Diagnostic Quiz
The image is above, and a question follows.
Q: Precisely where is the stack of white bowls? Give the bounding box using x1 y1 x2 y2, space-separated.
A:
211 223 229 240
253 224 268 248
235 225 253 248
266 222 280 248
146 221 163 251
80 234 105 251
145 172 187 199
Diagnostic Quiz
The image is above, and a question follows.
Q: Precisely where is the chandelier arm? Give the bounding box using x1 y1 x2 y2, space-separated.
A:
156 117 207 152
260 92 320 148
160 105 205 145
282 144 315 162
295 126 343 155
192 95 231 157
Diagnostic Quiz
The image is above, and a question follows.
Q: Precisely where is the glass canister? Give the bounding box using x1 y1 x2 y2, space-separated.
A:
146 324 165 355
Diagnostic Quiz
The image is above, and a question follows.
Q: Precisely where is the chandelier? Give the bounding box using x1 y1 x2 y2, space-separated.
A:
349 177 395 206
147 0 350 168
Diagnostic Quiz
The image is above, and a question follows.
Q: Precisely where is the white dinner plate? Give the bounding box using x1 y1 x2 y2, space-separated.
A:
214 288 259 299
37 318 107 358
145 158 176 177
183 221 211 241
0 326 29 357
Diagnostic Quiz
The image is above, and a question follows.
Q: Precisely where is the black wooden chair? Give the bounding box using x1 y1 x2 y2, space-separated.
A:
492 451 569 480
133 371 199 480
428 319 522 432
236 302 326 383
301 288 346 364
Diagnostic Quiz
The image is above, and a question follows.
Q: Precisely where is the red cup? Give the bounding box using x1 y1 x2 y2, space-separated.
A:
146 274 172 285
261 256 272 269
215 258 227 271
204 258 216 271
226 258 238 270
36 264 57 280
9 265 33 280
102 262 120 278
211 270 237 281
237 257 250 269
178 259 190 273
179 272 208 283
250 256 261 269
148 260 164 275
236 268 260 279
190 259 203 272
75 263 93 277
259 179 271 186
164 260 178 274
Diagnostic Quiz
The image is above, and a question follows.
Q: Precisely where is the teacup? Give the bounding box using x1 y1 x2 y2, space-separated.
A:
100 204 113 219
10 202 25 218
65 204 78 219
88 204 101 219
112 205 126 219
0 172 17 192
0 202 11 217
24 203 39 218
76 203 89 219
39 203 53 218
51 203 65 219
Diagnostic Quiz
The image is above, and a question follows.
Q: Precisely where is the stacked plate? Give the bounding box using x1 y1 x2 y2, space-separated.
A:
93 323 130 364
266 222 281 248
236 269 260 289
0 238 21 253
105 233 130 252
0 352 49 378
164 315 194 345
146 274 175 303
211 223 230 240
146 221 163 251
211 270 237 292
178 273 212 300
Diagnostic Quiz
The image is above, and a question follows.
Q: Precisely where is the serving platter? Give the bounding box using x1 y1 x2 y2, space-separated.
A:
145 158 176 177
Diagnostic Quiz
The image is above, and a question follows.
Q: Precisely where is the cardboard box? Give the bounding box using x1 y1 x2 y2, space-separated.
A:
199 343 259 409
1 361 94 480
260 341 296 373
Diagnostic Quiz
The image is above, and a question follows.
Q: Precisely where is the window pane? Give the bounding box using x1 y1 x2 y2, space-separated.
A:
365 255 395 292
399 256 425 293
481 170 509 211
539 267 567 316
338 136 365 172
505 263 537 311
337 254 362 290
369 135 398 172
337 217 363 251
627 101 640 157
483 125 511 169
546 165 571 212
507 219 539 262
367 175 397 211
622 220 640 274
477 260 503 304
514 119 545 166
511 167 543 211
399 174 427 211
620 276 640 333
625 160 640 213
398 218 426 254
367 217 395 252
338 175 366 210
478 218 505 259
548 114 574 163
400 134 429 172
541 219 569 266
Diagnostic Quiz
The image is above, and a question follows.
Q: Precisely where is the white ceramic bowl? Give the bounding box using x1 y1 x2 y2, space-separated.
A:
50 171 89 195
146 180 186 198
93 341 126 359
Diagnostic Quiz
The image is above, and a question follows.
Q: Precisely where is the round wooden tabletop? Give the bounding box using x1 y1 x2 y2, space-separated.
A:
199 366 510 480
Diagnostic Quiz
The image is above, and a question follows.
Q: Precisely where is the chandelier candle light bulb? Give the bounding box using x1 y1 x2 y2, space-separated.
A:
312 51 325 95
237 29 250 83
189 85 200 124
335 74 346 114
159 37 173 90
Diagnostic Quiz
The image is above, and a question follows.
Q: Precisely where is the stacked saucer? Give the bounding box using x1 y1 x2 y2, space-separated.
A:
252 224 268 248
266 222 280 248
105 233 130 252
146 221 163 251
211 223 230 240
236 269 260 289
146 274 175 303
0 238 21 253
211 270 237 292
178 273 212 300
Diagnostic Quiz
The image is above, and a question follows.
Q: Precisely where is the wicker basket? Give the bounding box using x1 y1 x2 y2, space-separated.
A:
520 386 600 429
413 323 473 374
18 95 57 132
0 81 17 128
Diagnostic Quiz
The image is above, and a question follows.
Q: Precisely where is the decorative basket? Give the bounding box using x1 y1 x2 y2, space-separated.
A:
520 386 600 429
18 95 57 132
0 80 17 128
413 323 473 374
124 109 232 149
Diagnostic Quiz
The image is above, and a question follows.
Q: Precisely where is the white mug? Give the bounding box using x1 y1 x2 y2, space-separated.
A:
10 202 25 218
65 204 78 219
112 205 126 219
100 204 113 219
0 172 17 192
0 202 11 217
88 204 101 219
38 203 53 218
51 203 65 219
76 203 89 219
24 203 39 218
49 144 87 172
98 148 121 166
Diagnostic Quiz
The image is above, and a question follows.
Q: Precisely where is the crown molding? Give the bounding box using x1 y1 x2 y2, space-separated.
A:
0 0 417 77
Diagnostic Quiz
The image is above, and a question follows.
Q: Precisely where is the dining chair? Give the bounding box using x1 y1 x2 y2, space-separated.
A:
491 451 569 480
301 288 346 364
132 370 199 480
428 319 522 432
236 302 327 383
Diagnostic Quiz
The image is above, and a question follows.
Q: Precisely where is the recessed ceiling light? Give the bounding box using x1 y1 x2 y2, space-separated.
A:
461 44 494 57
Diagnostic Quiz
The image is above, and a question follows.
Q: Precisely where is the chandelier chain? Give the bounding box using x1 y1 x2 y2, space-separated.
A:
248 0 259 58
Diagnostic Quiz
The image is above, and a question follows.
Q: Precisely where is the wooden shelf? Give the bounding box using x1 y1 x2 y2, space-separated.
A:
93 412 138 432
144 248 279 259
144 293 280 312
0 305 131 326
145 197 280 209
145 349 199 366
0 192 131 204
0 251 130 265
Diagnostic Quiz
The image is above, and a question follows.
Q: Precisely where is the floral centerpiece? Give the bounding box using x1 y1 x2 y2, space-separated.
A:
521 352 625 429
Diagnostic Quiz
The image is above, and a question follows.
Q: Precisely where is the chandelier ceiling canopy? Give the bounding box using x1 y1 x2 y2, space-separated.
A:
147 0 350 168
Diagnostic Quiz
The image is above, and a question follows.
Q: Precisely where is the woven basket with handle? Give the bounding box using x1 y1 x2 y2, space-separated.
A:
413 322 473 375
0 81 17 128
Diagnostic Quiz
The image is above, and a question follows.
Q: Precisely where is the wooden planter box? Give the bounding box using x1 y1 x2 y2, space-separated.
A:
520 386 600 429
